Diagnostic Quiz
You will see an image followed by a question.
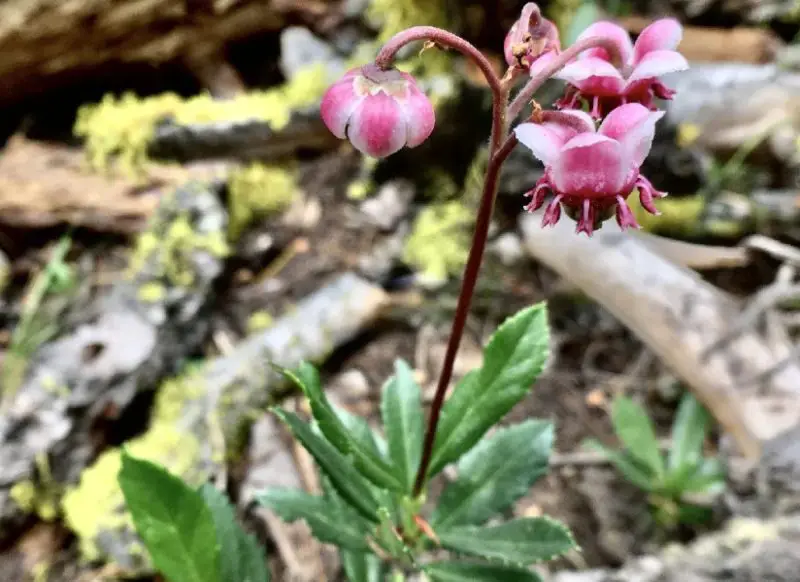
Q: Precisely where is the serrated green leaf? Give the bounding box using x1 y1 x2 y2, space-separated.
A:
199 484 270 582
437 517 575 566
381 359 424 492
340 550 385 582
430 304 549 477
118 452 220 582
424 561 542 582
257 488 372 551
611 396 664 479
335 405 384 459
583 439 655 491
277 363 403 492
272 409 380 522
668 392 710 473
432 420 552 530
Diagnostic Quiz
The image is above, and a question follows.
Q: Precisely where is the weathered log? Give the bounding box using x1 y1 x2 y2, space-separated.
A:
0 0 335 106
60 272 388 573
0 180 228 541
519 213 800 462
549 515 800 582
148 109 338 163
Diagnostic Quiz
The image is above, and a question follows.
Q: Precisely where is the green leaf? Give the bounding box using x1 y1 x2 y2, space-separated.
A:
381 359 424 492
199 484 270 582
425 561 542 582
257 488 372 551
676 503 714 525
668 392 710 473
437 517 575 566
584 439 655 491
118 452 220 582
340 550 385 582
430 304 549 476
278 363 403 492
272 408 380 522
682 458 726 495
611 396 665 479
432 420 553 530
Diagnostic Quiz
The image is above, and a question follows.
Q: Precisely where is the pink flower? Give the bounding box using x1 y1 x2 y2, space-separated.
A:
503 2 561 70
554 19 688 118
320 64 435 158
514 103 667 236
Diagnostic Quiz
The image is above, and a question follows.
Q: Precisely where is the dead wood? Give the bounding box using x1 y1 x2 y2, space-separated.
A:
0 0 335 105
519 212 800 462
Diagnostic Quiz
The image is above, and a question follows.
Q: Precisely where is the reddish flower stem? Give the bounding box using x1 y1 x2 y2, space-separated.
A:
412 135 518 497
507 35 627 122
375 26 503 97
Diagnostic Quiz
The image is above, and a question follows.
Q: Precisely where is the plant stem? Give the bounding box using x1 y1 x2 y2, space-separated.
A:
507 35 627 122
412 135 518 496
375 26 503 97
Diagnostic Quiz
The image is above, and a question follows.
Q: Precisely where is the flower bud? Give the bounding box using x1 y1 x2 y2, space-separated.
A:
320 64 435 158
503 3 560 69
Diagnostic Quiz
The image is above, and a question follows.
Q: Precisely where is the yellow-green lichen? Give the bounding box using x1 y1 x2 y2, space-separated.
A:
246 310 274 333
630 194 705 236
127 212 229 286
137 281 167 303
10 454 60 522
403 200 472 282
227 163 299 240
74 64 329 176
61 372 208 563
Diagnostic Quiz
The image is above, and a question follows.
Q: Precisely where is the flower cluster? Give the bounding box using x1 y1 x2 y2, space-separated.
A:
319 3 688 236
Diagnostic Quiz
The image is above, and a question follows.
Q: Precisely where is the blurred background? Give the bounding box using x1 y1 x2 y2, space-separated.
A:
0 0 800 580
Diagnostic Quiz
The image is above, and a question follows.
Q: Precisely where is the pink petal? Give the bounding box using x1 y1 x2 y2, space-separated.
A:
515 112 594 167
554 57 625 96
551 109 597 133
575 21 634 65
551 134 625 195
528 50 558 80
347 93 406 158
400 86 435 148
626 50 688 86
598 103 664 168
632 18 683 64
320 78 363 139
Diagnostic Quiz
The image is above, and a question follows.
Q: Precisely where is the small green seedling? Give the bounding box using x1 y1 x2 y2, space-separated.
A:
585 392 726 529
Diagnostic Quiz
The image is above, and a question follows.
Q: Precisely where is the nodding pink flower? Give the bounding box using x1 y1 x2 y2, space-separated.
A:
514 103 667 236
320 63 435 158
553 18 688 118
503 2 561 70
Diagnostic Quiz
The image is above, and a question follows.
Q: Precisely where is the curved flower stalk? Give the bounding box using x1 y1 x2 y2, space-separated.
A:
316 1 688 505
515 104 666 235
554 18 689 118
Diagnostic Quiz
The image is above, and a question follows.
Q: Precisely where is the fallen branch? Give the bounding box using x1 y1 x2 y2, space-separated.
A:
520 213 800 462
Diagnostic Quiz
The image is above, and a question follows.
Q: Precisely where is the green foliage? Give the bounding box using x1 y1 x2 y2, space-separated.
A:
118 453 269 582
437 518 575 565
431 420 552 530
585 392 726 529
429 303 549 476
258 303 562 581
381 360 424 493
425 561 543 582
257 488 372 551
1 235 75 403
199 485 271 582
